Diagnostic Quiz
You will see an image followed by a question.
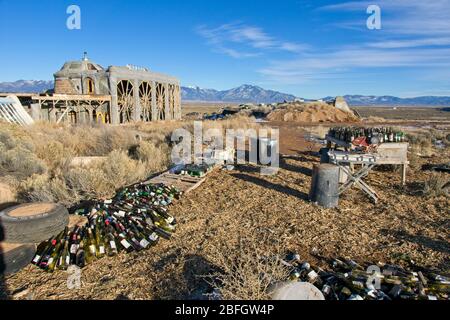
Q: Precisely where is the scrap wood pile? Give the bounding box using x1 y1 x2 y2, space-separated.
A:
281 253 449 300
31 182 182 272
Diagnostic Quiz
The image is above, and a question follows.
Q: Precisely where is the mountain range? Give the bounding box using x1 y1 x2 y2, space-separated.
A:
1 80 450 106
0 80 54 94
181 84 296 103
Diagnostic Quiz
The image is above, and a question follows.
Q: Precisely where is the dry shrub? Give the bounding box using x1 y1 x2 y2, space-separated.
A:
407 132 434 157
19 174 73 204
0 180 16 203
0 130 47 179
100 150 147 188
63 167 112 200
408 152 421 170
422 173 449 198
3 118 255 207
17 145 170 206
35 141 73 171
365 116 386 123
132 140 170 173
205 116 258 132
208 234 289 300
28 123 138 157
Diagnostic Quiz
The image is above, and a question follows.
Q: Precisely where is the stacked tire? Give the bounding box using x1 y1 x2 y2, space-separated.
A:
0 203 69 276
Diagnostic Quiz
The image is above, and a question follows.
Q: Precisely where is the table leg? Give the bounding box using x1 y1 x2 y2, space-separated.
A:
338 164 379 202
401 164 407 186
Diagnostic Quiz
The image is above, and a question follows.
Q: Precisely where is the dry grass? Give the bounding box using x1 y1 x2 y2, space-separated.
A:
365 116 386 123
407 132 435 158
3 123 449 300
0 118 258 207
354 106 450 121
0 122 172 206
422 173 450 198
207 232 289 300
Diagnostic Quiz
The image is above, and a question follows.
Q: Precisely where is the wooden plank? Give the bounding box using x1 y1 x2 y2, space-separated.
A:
0 93 36 98
31 94 111 102
162 173 203 183
185 178 207 193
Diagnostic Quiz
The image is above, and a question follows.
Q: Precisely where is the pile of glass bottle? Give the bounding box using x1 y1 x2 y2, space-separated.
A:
284 253 449 300
328 127 406 144
31 183 182 272
178 163 214 178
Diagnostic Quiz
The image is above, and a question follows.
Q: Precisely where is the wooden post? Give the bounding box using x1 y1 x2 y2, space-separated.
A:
164 83 170 120
151 81 157 121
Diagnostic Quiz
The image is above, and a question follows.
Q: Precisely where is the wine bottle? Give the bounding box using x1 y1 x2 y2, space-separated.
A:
115 231 134 253
57 241 70 270
95 226 106 258
39 227 67 269
76 242 86 268
47 238 65 272
105 232 119 256
32 239 51 265
69 228 81 265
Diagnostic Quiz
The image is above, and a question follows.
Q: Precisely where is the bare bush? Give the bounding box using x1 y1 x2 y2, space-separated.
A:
207 234 289 300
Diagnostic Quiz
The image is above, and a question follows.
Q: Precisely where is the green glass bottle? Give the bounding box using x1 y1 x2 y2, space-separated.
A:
47 238 65 272
95 227 106 258
57 241 70 270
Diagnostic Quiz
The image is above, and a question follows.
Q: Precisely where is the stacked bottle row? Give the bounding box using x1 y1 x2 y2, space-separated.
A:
328 127 406 144
284 253 449 300
31 183 182 272
176 163 214 178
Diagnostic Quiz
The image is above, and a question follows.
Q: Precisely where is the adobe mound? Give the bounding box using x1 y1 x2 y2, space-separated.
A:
267 102 360 123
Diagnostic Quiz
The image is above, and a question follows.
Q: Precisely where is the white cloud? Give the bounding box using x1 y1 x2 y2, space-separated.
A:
196 22 308 58
259 47 450 84
368 37 450 49
259 0 450 86
320 0 450 36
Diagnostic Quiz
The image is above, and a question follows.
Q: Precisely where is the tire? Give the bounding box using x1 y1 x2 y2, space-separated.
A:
0 203 69 243
1 243 36 275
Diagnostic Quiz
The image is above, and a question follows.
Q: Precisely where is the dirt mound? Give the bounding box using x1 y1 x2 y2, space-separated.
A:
267 102 360 123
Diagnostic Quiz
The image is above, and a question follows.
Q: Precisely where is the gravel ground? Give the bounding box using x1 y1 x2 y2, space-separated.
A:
2 144 448 300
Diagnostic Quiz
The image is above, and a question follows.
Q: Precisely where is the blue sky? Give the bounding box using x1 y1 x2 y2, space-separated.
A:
1 0 450 98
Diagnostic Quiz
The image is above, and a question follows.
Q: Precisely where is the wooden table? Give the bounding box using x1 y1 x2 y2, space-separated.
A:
326 135 409 185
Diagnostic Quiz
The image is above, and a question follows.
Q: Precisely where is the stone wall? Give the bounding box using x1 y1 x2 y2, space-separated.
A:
54 79 79 94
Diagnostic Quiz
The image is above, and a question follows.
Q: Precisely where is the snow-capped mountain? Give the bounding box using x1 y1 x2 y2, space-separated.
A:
0 80 54 93
181 84 296 103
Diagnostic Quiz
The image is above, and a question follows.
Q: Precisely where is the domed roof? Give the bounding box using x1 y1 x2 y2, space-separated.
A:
54 53 104 77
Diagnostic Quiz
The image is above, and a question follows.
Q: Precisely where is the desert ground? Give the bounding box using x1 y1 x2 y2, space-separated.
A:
0 104 449 300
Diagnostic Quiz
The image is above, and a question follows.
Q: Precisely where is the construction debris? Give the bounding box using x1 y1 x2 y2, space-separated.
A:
0 95 34 126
